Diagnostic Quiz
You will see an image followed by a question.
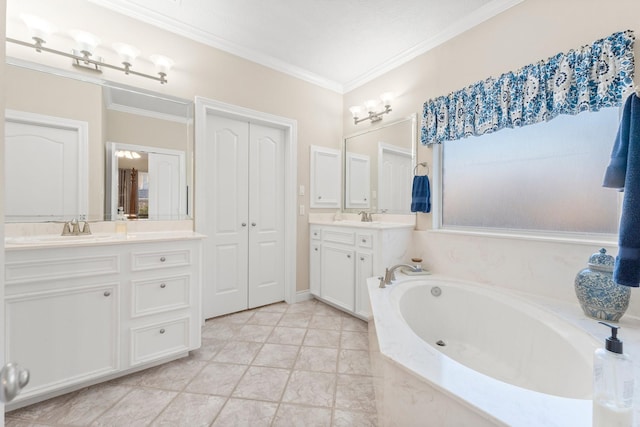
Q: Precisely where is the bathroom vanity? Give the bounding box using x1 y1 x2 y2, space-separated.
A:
4 231 204 409
309 221 413 319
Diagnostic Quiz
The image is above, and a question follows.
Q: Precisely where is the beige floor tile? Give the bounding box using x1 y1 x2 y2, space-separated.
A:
5 393 74 421
211 398 277 427
313 303 346 317
90 388 176 427
294 346 338 373
184 362 247 396
342 316 369 333
272 403 332 427
135 358 207 390
253 343 300 368
247 311 284 326
309 314 342 330
5 419 55 427
340 330 369 350
213 340 262 364
303 329 341 348
234 324 275 342
282 371 336 407
285 300 317 313
333 409 378 427
335 374 377 413
267 326 307 345
215 310 255 324
232 366 291 401
256 301 289 313
150 393 226 427
189 337 227 361
278 312 313 327
201 322 244 340
338 349 372 376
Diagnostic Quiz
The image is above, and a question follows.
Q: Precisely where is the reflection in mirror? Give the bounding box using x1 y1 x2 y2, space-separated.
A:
3 60 194 222
343 113 417 214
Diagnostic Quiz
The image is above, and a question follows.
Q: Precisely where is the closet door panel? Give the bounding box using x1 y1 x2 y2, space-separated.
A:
248 124 285 308
202 115 249 318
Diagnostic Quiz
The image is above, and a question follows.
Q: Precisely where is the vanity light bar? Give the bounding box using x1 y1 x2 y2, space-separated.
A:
6 37 170 84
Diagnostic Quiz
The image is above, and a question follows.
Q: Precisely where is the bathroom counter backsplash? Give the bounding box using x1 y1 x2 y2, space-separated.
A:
4 220 204 249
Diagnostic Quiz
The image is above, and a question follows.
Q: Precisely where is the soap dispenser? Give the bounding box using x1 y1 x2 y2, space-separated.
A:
116 207 127 236
593 322 634 427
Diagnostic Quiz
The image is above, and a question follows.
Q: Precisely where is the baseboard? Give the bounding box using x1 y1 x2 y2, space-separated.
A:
295 290 313 302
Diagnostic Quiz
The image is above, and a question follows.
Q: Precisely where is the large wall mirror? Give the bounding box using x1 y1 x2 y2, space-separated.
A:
343 113 417 214
4 60 193 223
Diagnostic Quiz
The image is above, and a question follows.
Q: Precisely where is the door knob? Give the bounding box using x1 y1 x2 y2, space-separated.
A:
0 363 30 403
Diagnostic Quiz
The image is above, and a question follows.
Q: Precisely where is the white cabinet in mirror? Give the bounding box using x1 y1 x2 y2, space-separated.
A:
343 114 417 215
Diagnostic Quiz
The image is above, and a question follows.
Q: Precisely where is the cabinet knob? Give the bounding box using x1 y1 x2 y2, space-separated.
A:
160 283 166 289
241 223 247 227
251 222 256 227
159 328 166 334
347 254 351 258
318 195 322 199
0 363 29 403
362 239 366 243
360 257 365 261
104 291 111 297
160 256 166 262
314 247 318 252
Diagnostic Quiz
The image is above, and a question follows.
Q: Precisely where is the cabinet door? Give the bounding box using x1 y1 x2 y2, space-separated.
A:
6 284 118 400
310 242 321 296
320 244 355 311
345 152 371 209
355 252 374 319
310 146 341 208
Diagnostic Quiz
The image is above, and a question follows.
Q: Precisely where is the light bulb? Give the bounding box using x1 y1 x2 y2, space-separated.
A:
113 42 140 67
150 54 175 75
364 99 379 112
349 106 362 119
380 92 394 107
20 14 56 43
69 30 101 56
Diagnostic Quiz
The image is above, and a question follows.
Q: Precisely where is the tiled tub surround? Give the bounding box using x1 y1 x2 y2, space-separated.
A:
368 274 640 427
5 299 377 427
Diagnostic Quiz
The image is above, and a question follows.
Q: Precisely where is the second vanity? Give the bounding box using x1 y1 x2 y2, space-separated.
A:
4 230 205 410
309 219 413 320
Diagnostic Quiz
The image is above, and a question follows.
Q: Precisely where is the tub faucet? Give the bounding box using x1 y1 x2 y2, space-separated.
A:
381 264 420 288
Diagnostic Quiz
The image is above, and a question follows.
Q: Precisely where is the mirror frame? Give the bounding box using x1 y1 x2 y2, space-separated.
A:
342 113 418 214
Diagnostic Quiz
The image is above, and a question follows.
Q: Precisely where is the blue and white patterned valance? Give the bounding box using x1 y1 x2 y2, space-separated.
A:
421 30 635 145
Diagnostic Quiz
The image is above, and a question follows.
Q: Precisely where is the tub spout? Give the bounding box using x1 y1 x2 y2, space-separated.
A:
382 264 420 287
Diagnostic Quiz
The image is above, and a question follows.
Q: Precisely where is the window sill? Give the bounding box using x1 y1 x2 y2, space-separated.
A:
427 227 617 247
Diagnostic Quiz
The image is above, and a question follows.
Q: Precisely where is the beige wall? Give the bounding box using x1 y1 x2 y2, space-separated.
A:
344 0 640 315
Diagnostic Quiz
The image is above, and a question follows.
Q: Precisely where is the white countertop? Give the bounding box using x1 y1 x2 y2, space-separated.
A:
5 231 207 250
309 220 414 230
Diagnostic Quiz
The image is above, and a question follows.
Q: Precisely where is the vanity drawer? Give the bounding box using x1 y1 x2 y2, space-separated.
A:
310 227 321 240
130 317 190 365
5 254 120 285
131 275 191 317
322 229 355 245
357 233 373 248
131 249 191 271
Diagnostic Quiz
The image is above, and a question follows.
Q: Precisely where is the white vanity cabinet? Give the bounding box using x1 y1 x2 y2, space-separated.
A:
4 234 204 409
309 222 412 320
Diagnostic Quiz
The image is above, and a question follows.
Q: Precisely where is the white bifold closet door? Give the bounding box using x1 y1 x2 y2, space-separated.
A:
202 114 285 319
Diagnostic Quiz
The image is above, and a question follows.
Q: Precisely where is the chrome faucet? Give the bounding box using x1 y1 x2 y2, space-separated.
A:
380 264 421 288
61 218 92 236
358 211 373 222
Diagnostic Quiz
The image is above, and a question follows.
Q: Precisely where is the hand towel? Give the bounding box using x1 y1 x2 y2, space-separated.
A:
411 175 431 213
603 93 640 287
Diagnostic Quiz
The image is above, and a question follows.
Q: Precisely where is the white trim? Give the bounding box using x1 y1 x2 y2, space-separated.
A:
194 97 298 306
296 290 314 303
5 109 89 221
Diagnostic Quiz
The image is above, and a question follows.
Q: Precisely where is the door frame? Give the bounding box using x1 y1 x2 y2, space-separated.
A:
194 97 298 307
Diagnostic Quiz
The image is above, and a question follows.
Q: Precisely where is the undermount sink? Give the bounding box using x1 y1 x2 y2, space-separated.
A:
5 234 119 245
334 220 381 226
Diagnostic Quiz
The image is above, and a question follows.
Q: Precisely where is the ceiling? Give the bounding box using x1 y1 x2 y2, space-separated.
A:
86 0 522 93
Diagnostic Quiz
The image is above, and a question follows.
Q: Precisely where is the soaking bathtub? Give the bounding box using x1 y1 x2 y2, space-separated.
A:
367 275 600 427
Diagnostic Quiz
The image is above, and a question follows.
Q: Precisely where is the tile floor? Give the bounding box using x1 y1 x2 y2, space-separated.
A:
5 299 377 427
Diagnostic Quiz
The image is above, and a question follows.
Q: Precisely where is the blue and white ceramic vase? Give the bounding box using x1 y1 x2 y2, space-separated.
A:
575 248 630 322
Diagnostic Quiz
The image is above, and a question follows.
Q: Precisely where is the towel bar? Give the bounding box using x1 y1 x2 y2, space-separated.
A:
413 162 429 176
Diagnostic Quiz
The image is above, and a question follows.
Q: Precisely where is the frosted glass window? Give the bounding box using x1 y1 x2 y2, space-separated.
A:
442 108 621 235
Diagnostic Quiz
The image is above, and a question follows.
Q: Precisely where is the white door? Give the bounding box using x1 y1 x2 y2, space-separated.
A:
248 123 285 308
378 144 412 213
5 113 87 221
148 152 182 220
201 115 285 318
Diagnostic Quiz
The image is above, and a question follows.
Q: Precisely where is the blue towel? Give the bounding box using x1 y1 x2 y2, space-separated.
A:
411 175 431 213
603 93 640 287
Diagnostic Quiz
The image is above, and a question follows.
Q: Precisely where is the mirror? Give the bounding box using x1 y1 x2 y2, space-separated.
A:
3 61 193 222
343 113 417 214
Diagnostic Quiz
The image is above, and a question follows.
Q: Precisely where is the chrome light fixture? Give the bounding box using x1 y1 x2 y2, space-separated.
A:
349 92 394 124
8 14 174 84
